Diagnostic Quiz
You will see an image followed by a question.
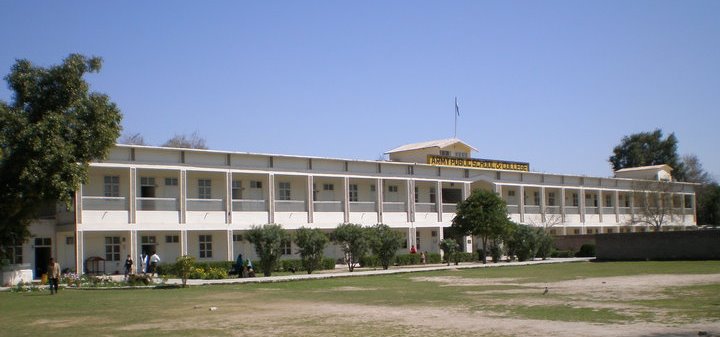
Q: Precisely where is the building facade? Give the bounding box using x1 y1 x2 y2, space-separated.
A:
8 139 697 278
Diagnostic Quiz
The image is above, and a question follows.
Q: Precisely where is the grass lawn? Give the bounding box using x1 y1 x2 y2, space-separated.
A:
1 260 719 337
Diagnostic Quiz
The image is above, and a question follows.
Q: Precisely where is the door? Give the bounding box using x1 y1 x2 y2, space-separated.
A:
35 247 51 279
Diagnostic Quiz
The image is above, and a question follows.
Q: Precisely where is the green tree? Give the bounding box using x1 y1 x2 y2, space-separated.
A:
175 255 195 288
294 227 328 274
0 54 122 250
369 224 404 270
506 223 538 262
451 189 509 264
534 228 554 260
246 224 288 276
439 238 460 266
333 223 370 272
698 183 720 227
609 129 686 181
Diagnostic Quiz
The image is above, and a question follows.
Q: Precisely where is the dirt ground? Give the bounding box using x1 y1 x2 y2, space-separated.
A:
112 273 720 337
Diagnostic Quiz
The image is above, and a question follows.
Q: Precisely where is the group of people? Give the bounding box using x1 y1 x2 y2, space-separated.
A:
410 245 428 264
234 254 256 278
123 252 161 278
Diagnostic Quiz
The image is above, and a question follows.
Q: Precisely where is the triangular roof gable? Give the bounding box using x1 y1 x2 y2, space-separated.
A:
385 138 478 154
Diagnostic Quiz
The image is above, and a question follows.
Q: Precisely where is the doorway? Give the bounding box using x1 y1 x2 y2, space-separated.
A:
34 246 51 278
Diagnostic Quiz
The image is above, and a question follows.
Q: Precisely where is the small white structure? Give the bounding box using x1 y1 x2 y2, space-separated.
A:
614 165 673 181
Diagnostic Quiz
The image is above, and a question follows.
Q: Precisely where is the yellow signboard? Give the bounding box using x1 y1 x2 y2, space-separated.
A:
427 155 530 172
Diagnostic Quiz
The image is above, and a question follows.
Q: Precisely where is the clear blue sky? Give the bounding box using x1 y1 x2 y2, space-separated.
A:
2 1 719 179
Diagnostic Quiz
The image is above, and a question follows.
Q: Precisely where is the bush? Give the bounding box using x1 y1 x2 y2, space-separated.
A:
395 253 421 266
575 244 596 257
454 252 476 262
490 244 503 263
551 250 575 258
426 253 442 264
359 255 380 268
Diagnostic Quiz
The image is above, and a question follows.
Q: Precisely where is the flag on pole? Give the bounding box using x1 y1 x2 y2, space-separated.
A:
455 97 460 116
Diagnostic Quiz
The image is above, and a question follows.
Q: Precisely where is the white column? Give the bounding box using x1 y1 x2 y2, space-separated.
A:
436 181 443 222
614 190 620 224
579 188 586 230
307 175 314 223
519 185 525 223
180 230 188 256
464 236 473 253
76 231 84 274
179 169 187 224
540 186 546 224
76 186 83 225
407 179 415 223
407 227 413 252
560 188 566 224
438 226 444 259
129 167 137 224
129 229 137 273
268 174 275 224
227 229 233 261
377 178 383 224
598 190 603 223
226 171 232 224
343 177 349 223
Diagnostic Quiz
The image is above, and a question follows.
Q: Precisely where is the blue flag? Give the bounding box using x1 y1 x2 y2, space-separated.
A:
455 97 460 116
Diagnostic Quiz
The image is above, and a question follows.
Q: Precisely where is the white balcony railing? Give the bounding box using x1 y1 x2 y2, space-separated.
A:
383 201 406 212
313 201 343 212
565 206 580 214
275 200 306 212
415 203 437 213
602 207 615 214
82 196 127 211
232 199 267 212
349 201 376 212
524 205 541 214
585 207 599 215
442 203 457 213
136 197 177 211
507 205 519 214
187 198 225 212
545 206 561 214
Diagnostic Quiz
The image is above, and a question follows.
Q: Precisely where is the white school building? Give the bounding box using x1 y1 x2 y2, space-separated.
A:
5 138 697 279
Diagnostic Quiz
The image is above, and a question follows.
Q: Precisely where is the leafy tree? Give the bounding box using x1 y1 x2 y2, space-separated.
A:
369 224 404 270
609 129 686 181
534 228 554 260
246 224 288 276
682 154 713 185
333 223 370 272
294 227 328 274
698 183 720 227
175 255 195 288
162 131 208 149
0 54 122 250
119 133 147 145
451 189 509 264
506 223 537 262
439 238 460 266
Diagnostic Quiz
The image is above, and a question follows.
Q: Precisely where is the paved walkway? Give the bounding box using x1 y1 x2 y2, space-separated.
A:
165 257 593 286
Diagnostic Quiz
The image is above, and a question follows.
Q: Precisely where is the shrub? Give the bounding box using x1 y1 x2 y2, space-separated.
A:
576 243 596 257
370 224 404 270
427 253 442 264
551 250 575 258
359 255 380 268
395 253 421 266
490 243 503 263
294 227 329 274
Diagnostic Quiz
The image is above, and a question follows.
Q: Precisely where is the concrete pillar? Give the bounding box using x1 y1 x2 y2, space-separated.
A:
436 180 442 222
180 230 188 256
343 177 349 223
579 188 586 225
307 175 314 223
560 188 566 224
227 229 233 261
519 185 525 223
225 171 232 224
179 169 187 224
268 174 275 224
598 190 603 223
614 190 620 224
75 230 84 274
540 186 546 224
407 179 414 223
129 167 137 224
377 178 383 224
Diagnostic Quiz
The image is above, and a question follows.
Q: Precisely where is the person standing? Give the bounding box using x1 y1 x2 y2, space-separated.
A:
124 255 133 279
149 252 161 277
139 253 147 274
235 253 244 278
48 258 61 295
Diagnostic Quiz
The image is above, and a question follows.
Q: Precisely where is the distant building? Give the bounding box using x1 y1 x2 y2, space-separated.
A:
9 138 697 277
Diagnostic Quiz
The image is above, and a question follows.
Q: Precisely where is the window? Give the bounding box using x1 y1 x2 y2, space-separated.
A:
104 176 120 197
572 193 579 207
533 191 540 206
232 180 243 200
508 190 515 197
431 230 437 237
198 179 212 199
165 177 178 186
105 236 120 261
278 182 291 200
430 188 436 203
348 184 358 202
165 235 179 243
684 195 692 208
607 228 614 233
232 234 243 242
34 238 51 246
414 187 419 203
282 240 292 255
439 150 451 157
548 192 556 206
199 235 212 258
250 180 262 189
323 183 334 191
141 236 156 244
455 152 467 158
66 237 74 245
10 242 22 264
140 177 155 187
388 185 398 193
370 184 376 192
605 194 612 207
573 229 580 235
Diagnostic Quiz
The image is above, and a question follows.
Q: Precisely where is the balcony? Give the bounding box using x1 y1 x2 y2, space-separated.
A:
275 200 306 212
136 197 177 211
415 203 437 213
545 206 561 214
383 202 406 212
232 199 267 212
313 201 343 212
565 206 579 214
349 201 376 212
524 205 541 214
187 198 225 211
441 203 457 213
585 207 599 215
619 207 631 214
602 207 615 214
82 196 127 211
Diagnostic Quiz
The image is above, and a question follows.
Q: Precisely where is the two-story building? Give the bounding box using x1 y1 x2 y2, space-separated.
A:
7 138 697 278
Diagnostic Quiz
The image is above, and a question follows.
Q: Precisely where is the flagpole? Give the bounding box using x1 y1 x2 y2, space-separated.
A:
454 97 458 138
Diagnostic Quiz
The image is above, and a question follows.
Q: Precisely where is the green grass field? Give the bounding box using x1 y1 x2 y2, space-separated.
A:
1 260 719 337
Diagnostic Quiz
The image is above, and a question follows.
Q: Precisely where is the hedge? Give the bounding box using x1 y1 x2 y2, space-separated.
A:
360 253 443 268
